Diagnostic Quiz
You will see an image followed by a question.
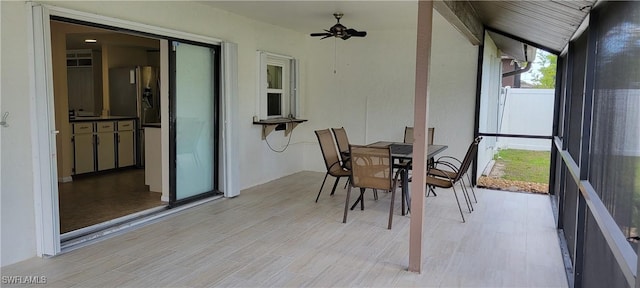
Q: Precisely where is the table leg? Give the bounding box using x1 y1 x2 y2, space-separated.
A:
350 189 366 211
402 169 411 215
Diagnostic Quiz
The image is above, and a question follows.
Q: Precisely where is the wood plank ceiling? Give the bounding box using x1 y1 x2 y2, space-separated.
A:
470 0 596 53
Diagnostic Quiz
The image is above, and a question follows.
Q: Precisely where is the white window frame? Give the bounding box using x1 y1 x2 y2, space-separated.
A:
266 59 287 118
256 51 299 120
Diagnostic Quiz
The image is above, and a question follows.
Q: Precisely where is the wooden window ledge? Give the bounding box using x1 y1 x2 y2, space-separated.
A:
253 118 307 140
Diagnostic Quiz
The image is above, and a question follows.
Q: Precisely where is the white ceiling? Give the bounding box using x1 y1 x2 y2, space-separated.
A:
201 1 418 34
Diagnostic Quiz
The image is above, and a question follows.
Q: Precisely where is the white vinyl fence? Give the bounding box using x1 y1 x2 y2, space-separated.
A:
497 88 554 151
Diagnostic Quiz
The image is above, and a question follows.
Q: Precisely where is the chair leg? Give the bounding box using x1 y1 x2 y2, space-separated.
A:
459 181 472 213
388 189 396 229
315 173 329 202
401 190 406 216
343 186 352 223
459 179 473 212
451 185 466 223
344 178 350 189
350 195 361 210
426 158 437 197
466 174 478 203
401 169 408 215
373 189 379 200
426 185 437 197
330 177 341 196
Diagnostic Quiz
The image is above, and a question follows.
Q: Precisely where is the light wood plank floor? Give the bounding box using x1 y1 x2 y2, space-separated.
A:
4 171 568 287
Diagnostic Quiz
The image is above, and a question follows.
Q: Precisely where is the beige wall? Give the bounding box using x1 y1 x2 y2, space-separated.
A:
106 46 150 68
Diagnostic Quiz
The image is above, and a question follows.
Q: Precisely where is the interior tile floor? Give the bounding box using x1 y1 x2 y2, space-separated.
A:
58 169 165 233
6 171 568 287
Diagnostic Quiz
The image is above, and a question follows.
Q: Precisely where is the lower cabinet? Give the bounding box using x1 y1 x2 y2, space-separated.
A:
96 122 115 171
72 119 136 175
72 122 95 174
117 120 135 167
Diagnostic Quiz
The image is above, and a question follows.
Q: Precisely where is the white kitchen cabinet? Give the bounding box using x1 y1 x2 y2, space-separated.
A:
96 122 115 171
117 120 135 167
72 119 137 175
72 122 95 174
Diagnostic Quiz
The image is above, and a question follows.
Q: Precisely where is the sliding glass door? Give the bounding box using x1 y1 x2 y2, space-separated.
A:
169 41 221 205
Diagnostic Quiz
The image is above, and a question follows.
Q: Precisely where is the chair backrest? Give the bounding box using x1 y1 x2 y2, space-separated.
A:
404 126 434 145
428 127 435 145
349 145 393 191
315 129 343 175
404 127 414 144
331 127 350 154
455 136 483 182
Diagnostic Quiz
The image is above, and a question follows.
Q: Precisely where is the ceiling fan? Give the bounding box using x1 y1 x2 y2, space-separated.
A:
310 13 367 40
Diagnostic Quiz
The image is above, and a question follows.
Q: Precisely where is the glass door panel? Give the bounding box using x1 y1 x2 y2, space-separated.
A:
172 41 218 202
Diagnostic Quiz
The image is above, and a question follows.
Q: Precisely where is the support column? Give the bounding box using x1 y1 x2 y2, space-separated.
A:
408 0 433 273
636 245 640 288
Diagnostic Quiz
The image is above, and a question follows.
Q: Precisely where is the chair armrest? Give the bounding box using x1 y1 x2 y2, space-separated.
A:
328 160 346 171
437 156 462 166
392 164 409 188
432 160 460 174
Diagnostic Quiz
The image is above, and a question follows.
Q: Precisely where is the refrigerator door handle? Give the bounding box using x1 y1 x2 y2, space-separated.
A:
129 69 136 84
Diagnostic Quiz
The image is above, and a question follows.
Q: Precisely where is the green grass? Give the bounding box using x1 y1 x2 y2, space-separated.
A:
494 149 551 183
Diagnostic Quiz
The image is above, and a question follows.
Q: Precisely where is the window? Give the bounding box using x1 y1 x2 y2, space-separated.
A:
267 64 284 117
257 51 299 119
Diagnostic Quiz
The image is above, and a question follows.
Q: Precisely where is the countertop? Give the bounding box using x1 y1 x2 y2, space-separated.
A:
69 116 138 122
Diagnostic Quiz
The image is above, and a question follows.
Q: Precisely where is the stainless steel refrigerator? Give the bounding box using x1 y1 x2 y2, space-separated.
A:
109 66 160 167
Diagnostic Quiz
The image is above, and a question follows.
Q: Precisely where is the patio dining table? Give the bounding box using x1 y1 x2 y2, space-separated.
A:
363 141 448 215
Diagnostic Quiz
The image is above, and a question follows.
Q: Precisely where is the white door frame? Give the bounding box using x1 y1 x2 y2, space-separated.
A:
29 4 61 256
29 3 238 256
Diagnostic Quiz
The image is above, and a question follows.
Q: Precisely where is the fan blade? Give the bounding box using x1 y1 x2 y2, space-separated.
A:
351 31 367 37
321 34 334 39
310 32 331 37
346 29 367 37
347 29 367 37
